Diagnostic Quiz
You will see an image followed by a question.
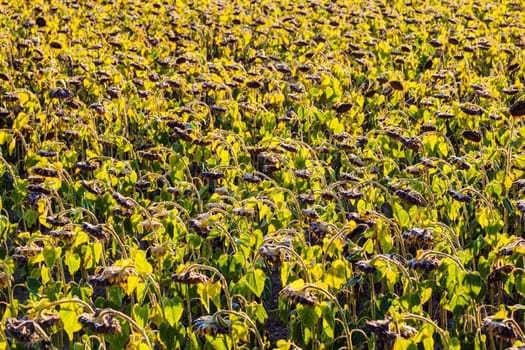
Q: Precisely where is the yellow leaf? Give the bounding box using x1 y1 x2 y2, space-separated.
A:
13 112 28 131
93 242 103 264
8 138 15 156
59 302 83 341
41 265 50 284
504 173 514 190
219 148 230 166
17 91 30 106
0 131 13 145
126 275 139 296
135 250 153 274
311 264 324 281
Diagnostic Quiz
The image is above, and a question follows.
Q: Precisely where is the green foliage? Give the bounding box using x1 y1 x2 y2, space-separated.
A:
0 0 523 349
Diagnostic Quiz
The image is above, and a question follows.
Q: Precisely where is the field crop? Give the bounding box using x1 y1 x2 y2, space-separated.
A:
1 0 525 349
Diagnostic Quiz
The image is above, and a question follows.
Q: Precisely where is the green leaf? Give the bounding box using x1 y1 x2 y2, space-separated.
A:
164 297 184 327
43 245 60 268
0 131 13 145
219 148 230 166
414 323 434 349
437 141 449 157
208 335 232 350
320 302 335 340
393 202 410 227
325 259 348 289
420 287 433 304
65 252 81 276
26 276 41 295
159 323 177 349
297 304 321 327
327 117 344 134
449 337 462 350
92 242 103 265
324 86 334 101
59 302 83 341
13 112 28 131
464 271 484 300
24 209 39 227
245 269 266 297
246 302 268 324
135 249 152 274
399 293 421 312
448 288 470 314
105 322 130 349
132 304 149 328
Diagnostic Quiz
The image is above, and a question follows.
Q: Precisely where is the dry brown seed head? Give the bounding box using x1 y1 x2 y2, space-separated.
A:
81 223 109 241
297 192 315 204
395 189 424 206
31 167 59 178
280 286 317 306
446 189 472 203
5 318 50 344
79 312 122 335
89 266 132 287
112 192 135 209
407 258 440 271
232 207 256 217
194 315 230 336
482 319 517 341
81 181 105 196
294 169 312 179
510 100 525 117
172 271 209 285
356 261 377 274
462 130 483 143
460 103 485 116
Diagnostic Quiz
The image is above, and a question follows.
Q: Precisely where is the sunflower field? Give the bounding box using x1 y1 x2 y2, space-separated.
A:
0 0 525 349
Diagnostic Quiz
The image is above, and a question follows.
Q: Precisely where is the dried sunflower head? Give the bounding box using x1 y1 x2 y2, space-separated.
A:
279 286 317 306
395 189 424 206
31 166 59 178
5 318 50 344
407 258 440 271
74 161 100 172
488 264 515 285
446 189 472 203
79 311 122 335
172 271 209 285
232 207 256 217
112 192 135 209
301 208 319 219
194 315 230 336
462 130 483 143
88 266 133 287
242 173 263 184
201 171 225 180
294 169 312 179
482 319 518 341
81 223 109 241
47 229 75 241
258 243 290 264
365 319 417 340
35 312 61 329
355 260 377 274
14 244 43 258
510 100 525 117
81 180 105 196
297 192 315 204
402 228 434 245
